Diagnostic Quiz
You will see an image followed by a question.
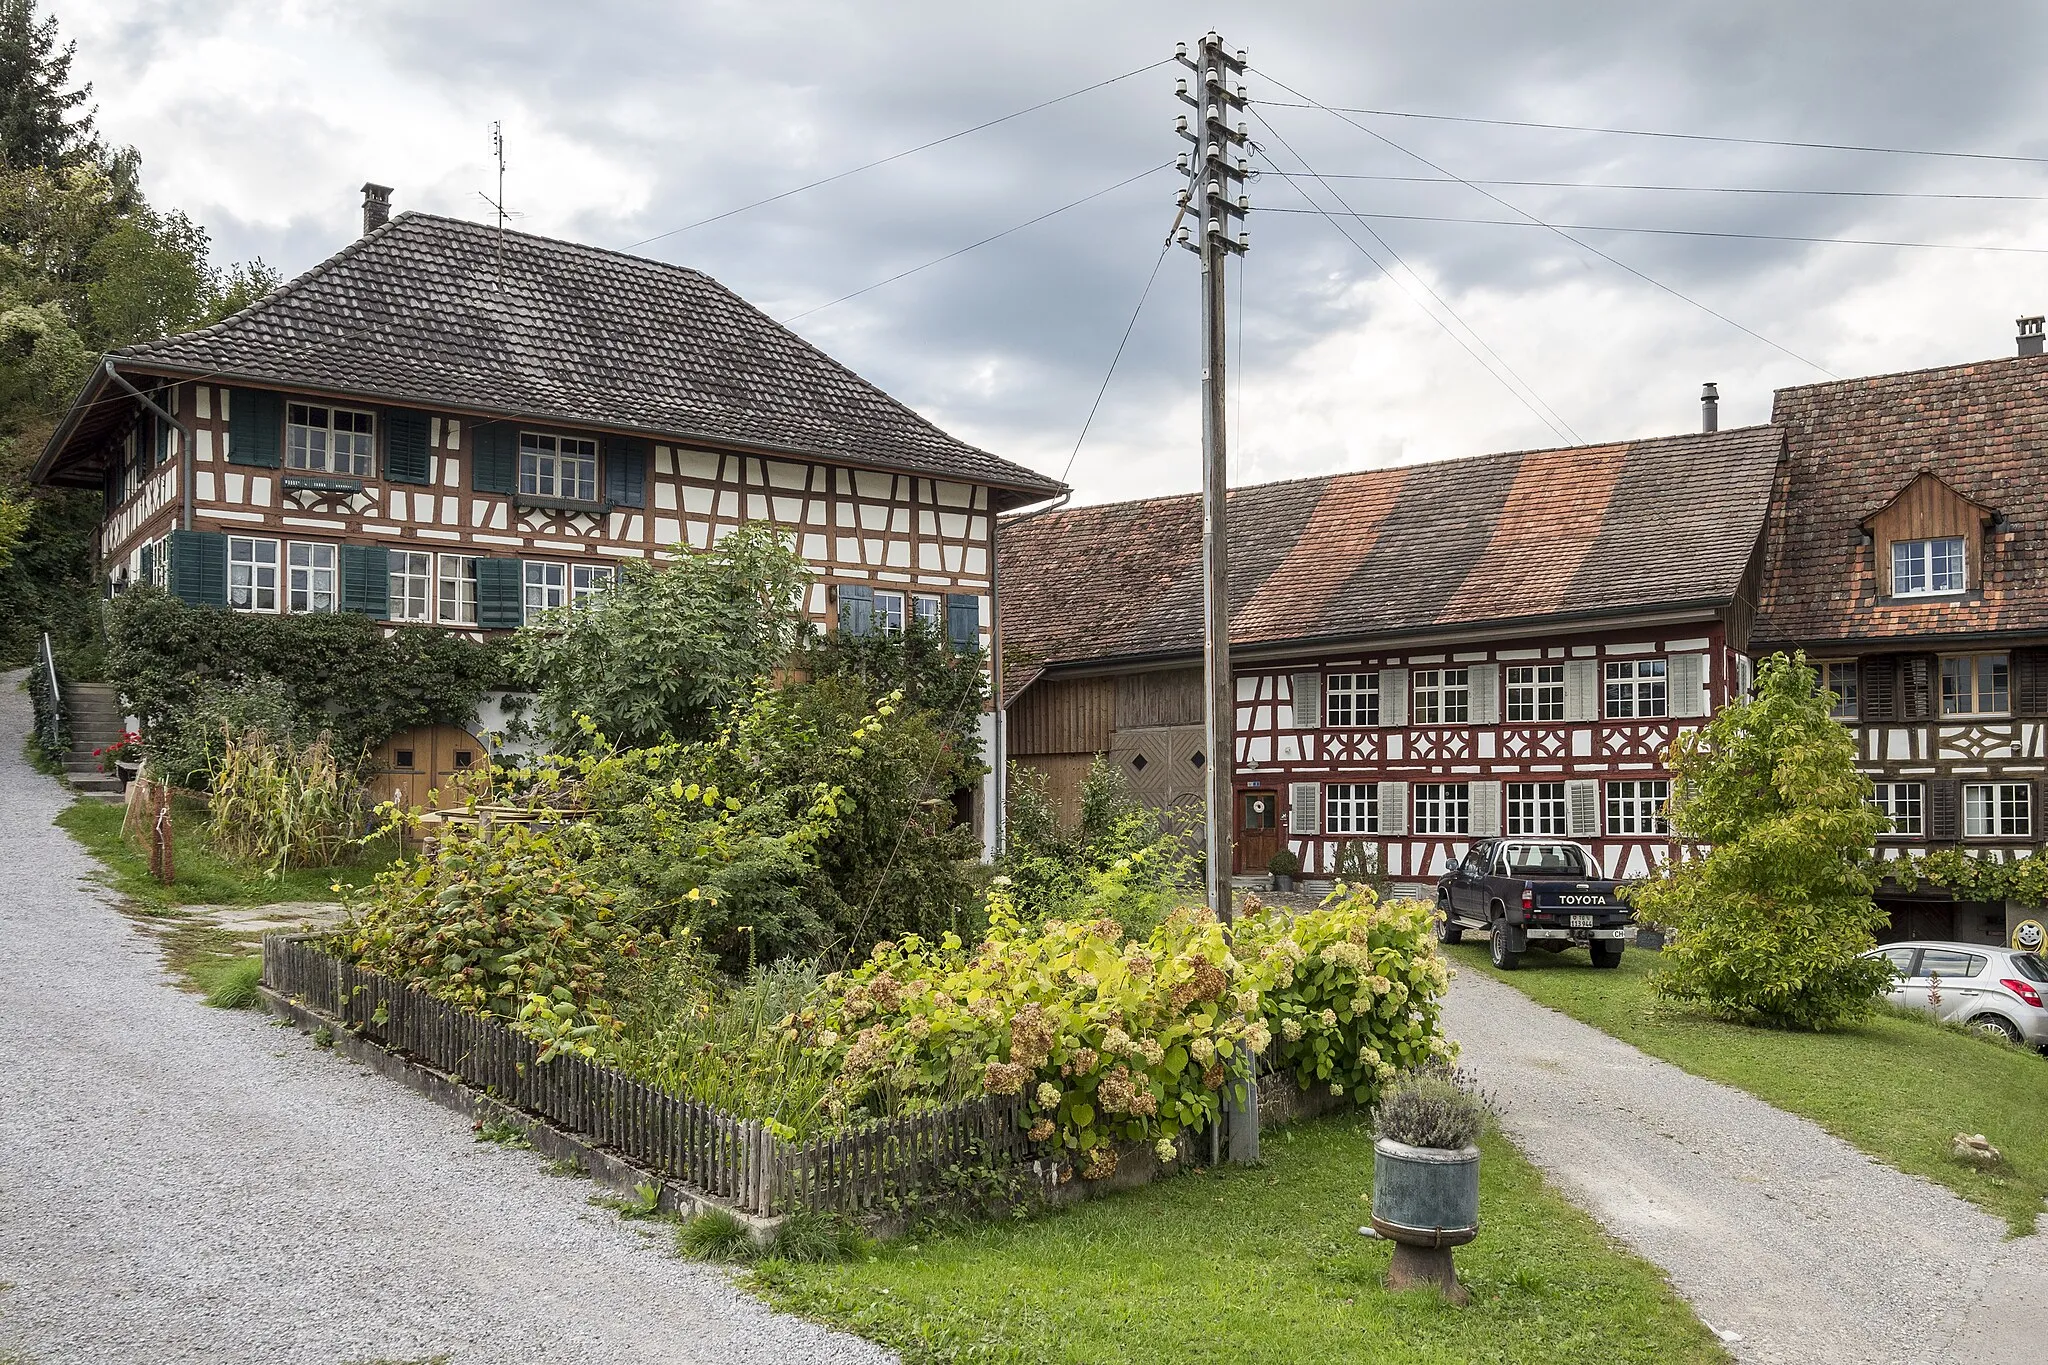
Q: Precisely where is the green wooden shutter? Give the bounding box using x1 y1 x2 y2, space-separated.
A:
945 593 979 652
169 529 228 607
227 388 282 467
838 583 874 637
475 557 524 629
471 421 518 494
138 540 154 586
381 408 433 484
604 436 647 508
340 544 391 618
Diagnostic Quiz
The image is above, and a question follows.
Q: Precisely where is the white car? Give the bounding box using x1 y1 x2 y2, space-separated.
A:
1864 941 2048 1050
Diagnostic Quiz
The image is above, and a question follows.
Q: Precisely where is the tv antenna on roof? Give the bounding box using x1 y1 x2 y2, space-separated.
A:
479 121 509 286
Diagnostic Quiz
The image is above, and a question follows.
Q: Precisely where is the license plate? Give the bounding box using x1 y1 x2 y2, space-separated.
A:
1570 915 1594 928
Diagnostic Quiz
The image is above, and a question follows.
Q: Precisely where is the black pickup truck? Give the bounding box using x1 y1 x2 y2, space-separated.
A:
1434 838 1634 971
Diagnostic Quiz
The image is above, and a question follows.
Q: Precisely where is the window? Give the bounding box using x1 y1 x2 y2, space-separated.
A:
1325 783 1377 834
1940 654 2009 716
286 404 374 476
1917 948 1986 980
873 590 906 634
1411 669 1470 725
1605 659 1668 718
1505 665 1565 722
1412 782 1471 835
1879 945 1918 976
912 594 944 630
518 432 599 502
390 550 433 622
437 554 478 626
227 536 278 612
1869 782 1924 837
1823 661 1859 720
1505 781 1568 836
1606 779 1670 835
1890 536 1966 597
1964 782 2031 838
286 542 337 613
523 560 568 619
1500 841 1590 876
570 564 613 606
1325 673 1379 727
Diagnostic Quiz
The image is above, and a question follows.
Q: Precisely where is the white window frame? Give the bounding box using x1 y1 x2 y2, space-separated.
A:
1325 783 1378 834
389 549 434 623
1940 653 2009 717
1505 781 1568 836
286 541 338 614
1325 673 1379 727
227 536 279 613
437 553 479 626
1890 536 1967 597
286 403 375 476
1869 781 1923 837
1411 782 1471 835
1604 659 1668 719
911 593 944 630
1605 779 1671 835
570 563 613 607
1822 660 1859 720
518 431 599 502
523 560 568 620
1505 665 1565 723
1411 668 1470 726
1964 782 2031 839
873 589 907 634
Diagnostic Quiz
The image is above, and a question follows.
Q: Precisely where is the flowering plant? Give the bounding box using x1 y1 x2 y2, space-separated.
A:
93 730 143 774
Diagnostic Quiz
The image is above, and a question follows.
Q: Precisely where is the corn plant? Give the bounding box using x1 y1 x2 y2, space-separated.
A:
205 726 367 875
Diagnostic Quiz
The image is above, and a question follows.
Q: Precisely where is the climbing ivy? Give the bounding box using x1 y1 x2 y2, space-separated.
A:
1879 848 2048 907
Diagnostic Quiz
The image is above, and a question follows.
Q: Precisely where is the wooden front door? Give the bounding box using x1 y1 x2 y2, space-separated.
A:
367 724 489 813
1235 788 1280 874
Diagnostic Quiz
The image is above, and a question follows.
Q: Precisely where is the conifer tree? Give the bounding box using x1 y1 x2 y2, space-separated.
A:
0 0 94 171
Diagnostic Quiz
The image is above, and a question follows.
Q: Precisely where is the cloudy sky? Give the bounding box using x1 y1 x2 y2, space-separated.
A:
62 1 2048 504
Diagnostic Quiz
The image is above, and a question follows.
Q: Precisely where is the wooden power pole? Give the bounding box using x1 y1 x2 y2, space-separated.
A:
1175 34 1249 925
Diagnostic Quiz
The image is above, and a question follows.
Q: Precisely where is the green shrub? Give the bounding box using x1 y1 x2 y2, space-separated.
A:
194 954 263 1009
677 1208 755 1261
1000 759 1197 932
205 729 366 873
1630 652 1894 1030
148 676 303 790
767 1206 873 1263
1267 848 1301 879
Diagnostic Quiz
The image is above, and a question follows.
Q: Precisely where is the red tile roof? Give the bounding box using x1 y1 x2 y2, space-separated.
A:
1001 425 1782 670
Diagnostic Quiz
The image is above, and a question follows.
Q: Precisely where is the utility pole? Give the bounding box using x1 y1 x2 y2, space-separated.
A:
1175 34 1249 926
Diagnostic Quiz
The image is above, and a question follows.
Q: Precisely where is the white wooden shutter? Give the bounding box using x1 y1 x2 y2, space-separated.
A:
1566 779 1600 838
1377 780 1408 835
1467 664 1499 725
1289 672 1321 730
1469 780 1501 837
1380 670 1409 727
1288 782 1321 835
1667 653 1708 718
1564 659 1601 722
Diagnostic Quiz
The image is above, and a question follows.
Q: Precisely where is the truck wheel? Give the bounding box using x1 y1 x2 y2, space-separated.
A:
1436 901 1464 945
1489 920 1520 971
1590 942 1625 969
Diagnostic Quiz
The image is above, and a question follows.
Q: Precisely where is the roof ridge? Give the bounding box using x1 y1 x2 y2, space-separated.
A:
1774 350 2048 400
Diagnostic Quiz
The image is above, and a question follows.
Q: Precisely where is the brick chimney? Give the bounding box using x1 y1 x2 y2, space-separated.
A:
1700 382 1719 433
361 183 393 236
2020 315 2045 358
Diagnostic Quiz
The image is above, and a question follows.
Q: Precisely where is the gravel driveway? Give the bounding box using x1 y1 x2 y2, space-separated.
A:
1445 967 2045 1365
0 673 893 1365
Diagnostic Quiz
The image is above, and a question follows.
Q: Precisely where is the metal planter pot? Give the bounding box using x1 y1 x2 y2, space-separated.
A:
1371 1137 1480 1247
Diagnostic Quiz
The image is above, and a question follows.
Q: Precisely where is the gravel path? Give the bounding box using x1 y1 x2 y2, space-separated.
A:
1445 966 2045 1365
0 672 893 1365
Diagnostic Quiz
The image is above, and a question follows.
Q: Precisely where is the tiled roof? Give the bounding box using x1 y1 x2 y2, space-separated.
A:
1754 353 2048 646
1001 425 1783 670
61 213 1061 502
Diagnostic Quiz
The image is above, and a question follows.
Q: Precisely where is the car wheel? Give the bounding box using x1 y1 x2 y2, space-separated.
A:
1590 942 1624 969
1969 1014 2023 1046
1436 900 1463 945
1489 920 1520 971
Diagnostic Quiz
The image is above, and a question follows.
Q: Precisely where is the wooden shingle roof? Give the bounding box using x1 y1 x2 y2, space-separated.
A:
1001 425 1783 671
39 213 1063 504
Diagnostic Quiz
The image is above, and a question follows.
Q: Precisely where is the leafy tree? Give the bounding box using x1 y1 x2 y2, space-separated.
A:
0 489 25 570
797 612 987 755
1630 651 1894 1029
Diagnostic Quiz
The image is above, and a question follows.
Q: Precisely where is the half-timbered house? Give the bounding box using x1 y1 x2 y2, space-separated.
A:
1001 426 1782 894
32 190 1063 834
1752 322 2048 945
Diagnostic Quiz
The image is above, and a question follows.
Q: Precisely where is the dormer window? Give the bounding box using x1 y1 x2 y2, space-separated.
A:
1891 536 1967 596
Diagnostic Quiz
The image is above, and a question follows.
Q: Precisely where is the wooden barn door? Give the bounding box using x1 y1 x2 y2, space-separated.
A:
1235 788 1280 874
368 724 487 813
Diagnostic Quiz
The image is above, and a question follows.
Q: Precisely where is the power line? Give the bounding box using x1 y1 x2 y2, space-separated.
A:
1251 108 1583 444
1059 237 1172 486
1256 70 1837 378
1253 205 2048 254
1249 99 2048 167
778 164 1173 324
1256 171 2048 203
625 59 1169 251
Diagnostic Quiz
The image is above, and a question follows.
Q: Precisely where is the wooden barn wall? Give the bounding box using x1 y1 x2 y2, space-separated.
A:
1007 676 1115 756
1114 667 1204 729
1011 754 1097 829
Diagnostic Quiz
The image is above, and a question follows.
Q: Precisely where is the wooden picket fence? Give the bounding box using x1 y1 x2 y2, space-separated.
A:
262 936 1027 1216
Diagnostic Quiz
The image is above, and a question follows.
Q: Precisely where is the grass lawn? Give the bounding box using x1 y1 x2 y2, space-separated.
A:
54 793 394 908
1447 943 2047 1236
752 1114 1727 1365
